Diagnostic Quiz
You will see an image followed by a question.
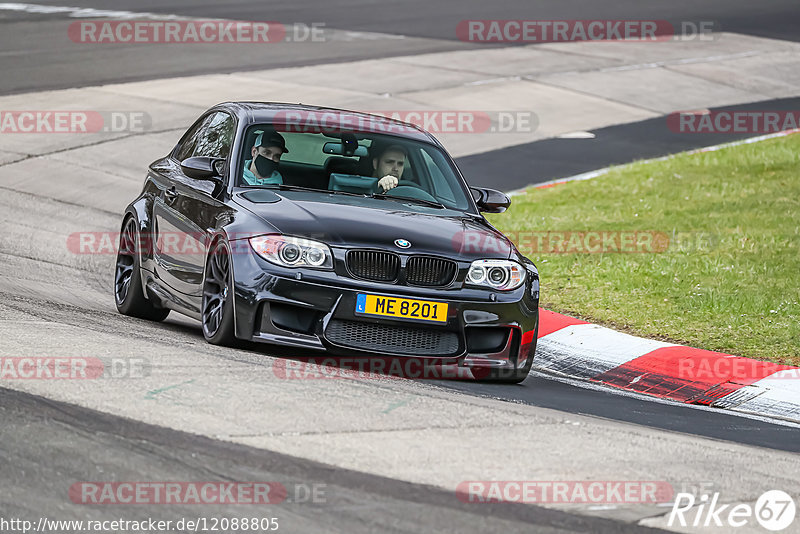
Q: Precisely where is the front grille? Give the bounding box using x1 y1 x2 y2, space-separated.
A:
406 256 457 286
346 250 400 282
325 319 460 356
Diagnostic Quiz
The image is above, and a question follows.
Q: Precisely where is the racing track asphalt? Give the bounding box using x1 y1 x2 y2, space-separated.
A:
1 2 799 531
0 0 798 94
434 375 800 453
454 95 800 190
1 387 668 534
26 0 798 43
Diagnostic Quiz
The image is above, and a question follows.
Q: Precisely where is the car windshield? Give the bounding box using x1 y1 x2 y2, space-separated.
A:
236 123 475 211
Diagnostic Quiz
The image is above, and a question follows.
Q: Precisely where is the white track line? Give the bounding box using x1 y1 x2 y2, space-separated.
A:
0 3 187 19
0 2 407 40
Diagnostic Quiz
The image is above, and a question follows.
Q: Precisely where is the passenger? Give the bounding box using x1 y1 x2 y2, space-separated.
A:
372 144 408 193
242 130 288 186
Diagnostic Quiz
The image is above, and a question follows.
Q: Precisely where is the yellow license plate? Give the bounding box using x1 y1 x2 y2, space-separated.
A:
355 294 448 323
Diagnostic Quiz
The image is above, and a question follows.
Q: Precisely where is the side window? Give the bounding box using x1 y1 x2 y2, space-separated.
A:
174 116 207 162
421 149 456 203
193 112 235 159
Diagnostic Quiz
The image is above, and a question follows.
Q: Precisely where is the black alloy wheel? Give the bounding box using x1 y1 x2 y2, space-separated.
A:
202 239 236 345
114 217 170 321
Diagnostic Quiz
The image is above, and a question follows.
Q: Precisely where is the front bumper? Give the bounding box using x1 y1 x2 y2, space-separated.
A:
230 246 539 371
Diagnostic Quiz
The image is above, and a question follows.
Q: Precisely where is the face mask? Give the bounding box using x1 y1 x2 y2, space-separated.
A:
254 154 278 177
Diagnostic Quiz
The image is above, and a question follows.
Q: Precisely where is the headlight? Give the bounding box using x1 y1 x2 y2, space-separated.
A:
249 235 333 269
466 259 525 290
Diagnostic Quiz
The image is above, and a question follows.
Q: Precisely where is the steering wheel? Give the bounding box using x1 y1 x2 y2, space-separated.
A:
384 181 439 203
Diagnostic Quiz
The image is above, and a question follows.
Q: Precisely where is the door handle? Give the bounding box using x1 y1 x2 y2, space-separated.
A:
164 186 178 203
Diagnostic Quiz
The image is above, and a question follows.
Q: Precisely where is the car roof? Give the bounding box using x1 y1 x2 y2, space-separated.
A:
213 101 438 144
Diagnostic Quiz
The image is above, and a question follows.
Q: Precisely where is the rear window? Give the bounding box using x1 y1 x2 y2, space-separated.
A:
279 132 372 166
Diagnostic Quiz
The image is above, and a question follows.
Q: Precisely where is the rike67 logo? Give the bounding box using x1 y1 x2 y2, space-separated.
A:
669 490 796 531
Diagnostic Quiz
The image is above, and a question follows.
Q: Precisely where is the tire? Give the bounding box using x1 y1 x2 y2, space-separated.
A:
479 323 538 384
201 239 237 346
114 216 170 321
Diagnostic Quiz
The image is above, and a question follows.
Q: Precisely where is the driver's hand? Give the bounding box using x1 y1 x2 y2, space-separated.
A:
378 175 398 192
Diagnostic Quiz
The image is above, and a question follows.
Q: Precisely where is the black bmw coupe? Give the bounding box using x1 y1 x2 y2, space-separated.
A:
114 102 539 382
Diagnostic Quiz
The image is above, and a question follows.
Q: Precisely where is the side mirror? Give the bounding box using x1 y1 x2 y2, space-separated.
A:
470 187 511 213
181 156 225 183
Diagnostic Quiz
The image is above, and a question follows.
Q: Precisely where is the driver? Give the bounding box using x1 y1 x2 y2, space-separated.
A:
243 130 288 186
372 144 408 193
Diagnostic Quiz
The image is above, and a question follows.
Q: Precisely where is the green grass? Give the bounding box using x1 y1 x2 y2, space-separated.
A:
489 135 800 366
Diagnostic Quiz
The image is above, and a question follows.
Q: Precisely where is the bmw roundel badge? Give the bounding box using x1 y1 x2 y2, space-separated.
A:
394 239 411 249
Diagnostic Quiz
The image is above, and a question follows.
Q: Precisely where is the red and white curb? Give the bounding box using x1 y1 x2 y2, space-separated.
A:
508 130 800 423
533 310 800 424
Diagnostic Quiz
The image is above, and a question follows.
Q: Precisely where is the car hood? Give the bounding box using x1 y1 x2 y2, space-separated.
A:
233 190 512 260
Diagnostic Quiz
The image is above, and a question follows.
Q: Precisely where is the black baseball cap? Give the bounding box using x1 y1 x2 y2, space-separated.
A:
254 130 289 153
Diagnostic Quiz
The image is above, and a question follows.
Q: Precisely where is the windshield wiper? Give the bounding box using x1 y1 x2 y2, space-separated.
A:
259 184 365 197
371 193 445 209
250 184 446 207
